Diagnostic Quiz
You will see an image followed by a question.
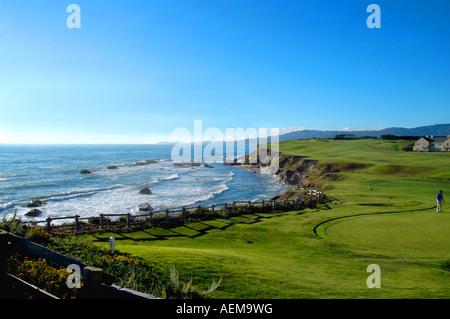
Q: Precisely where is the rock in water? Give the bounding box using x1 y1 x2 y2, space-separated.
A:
139 187 152 195
174 161 202 167
26 209 42 217
107 165 119 170
135 160 159 166
137 203 152 212
80 169 92 174
27 199 45 208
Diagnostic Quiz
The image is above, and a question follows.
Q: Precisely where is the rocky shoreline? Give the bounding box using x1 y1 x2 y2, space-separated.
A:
225 149 323 200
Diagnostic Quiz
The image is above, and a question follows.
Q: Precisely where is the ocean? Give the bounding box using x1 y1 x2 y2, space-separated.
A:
0 144 286 222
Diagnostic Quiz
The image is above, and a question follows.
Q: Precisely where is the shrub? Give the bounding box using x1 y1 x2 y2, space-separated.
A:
401 141 415 152
7 254 80 299
26 227 51 245
169 265 221 299
1 209 26 237
88 216 111 225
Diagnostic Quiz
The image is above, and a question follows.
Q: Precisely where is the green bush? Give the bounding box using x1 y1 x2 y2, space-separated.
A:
1 209 26 237
26 227 51 246
88 216 111 225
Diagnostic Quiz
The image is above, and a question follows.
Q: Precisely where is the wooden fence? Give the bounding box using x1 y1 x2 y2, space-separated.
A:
0 230 158 299
20 190 325 235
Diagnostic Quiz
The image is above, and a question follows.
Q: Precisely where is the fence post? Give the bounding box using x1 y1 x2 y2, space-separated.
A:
0 231 9 292
82 267 103 299
166 209 170 223
75 215 80 233
211 204 215 213
195 205 200 219
110 237 115 252
46 217 52 233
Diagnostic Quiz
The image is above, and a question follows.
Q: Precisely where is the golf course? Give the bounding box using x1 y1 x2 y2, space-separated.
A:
91 139 450 298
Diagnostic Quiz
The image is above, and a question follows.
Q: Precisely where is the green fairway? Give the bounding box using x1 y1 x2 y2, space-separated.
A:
317 210 450 258
279 138 450 167
90 139 450 298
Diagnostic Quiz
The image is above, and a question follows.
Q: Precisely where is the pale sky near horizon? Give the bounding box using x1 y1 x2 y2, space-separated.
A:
0 0 449 144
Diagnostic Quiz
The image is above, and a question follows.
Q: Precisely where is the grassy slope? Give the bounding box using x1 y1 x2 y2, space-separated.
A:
91 139 450 298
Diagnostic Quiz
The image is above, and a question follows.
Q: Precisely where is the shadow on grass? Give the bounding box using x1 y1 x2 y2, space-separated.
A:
91 210 302 243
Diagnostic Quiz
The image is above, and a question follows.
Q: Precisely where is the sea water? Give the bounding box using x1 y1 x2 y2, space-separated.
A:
0 144 285 222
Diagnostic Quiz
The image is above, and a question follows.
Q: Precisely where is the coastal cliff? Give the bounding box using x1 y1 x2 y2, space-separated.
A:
226 148 323 199
227 146 368 200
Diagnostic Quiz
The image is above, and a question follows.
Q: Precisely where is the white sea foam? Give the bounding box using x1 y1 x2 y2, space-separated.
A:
148 177 159 184
0 202 14 212
1 145 286 223
225 171 235 183
46 185 123 202
161 174 180 181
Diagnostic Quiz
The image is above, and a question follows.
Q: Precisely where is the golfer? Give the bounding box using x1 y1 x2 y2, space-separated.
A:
436 190 445 212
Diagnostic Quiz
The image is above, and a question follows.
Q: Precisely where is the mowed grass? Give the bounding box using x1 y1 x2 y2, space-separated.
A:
90 139 450 298
321 211 450 258
279 139 450 179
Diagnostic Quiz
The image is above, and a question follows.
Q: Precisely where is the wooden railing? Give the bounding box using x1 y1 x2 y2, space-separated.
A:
0 230 158 299
20 190 326 234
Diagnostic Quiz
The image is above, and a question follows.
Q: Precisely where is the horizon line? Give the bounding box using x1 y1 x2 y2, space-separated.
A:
1 123 448 145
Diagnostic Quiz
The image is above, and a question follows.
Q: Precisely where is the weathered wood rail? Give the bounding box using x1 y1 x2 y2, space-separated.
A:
20 190 325 235
0 230 158 299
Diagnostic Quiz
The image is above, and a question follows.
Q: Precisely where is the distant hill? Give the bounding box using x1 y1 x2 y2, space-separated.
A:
275 123 450 142
157 124 450 146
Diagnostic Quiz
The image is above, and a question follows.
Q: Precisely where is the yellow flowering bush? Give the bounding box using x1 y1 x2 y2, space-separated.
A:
7 254 80 299
6 234 211 299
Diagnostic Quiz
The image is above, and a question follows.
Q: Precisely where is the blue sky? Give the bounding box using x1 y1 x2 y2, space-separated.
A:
0 0 449 144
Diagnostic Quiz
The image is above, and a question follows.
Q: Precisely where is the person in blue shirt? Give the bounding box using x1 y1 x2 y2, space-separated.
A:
436 190 445 212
